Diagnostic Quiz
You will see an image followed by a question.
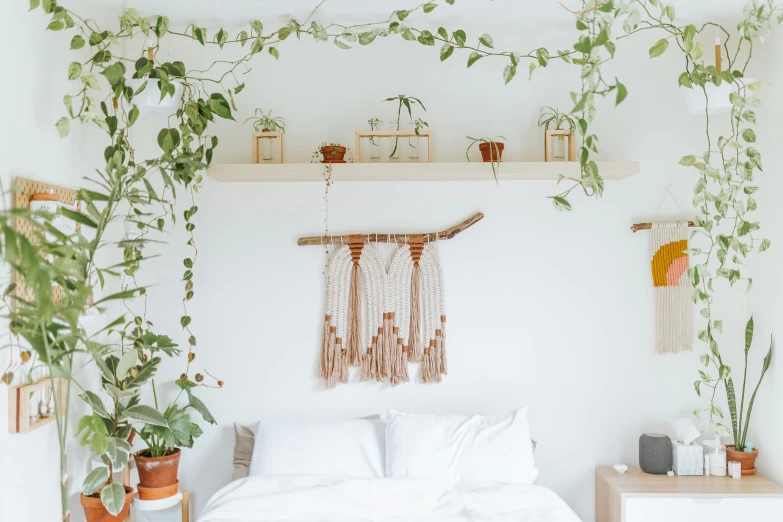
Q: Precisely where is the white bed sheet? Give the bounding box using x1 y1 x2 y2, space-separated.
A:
198 475 582 522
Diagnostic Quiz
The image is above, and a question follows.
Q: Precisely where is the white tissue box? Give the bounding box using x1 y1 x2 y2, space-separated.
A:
673 441 703 475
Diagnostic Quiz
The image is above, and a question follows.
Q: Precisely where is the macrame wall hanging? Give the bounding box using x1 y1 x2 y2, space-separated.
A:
299 213 483 388
632 214 695 354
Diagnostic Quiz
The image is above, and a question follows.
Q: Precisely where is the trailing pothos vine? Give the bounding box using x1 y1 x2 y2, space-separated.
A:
4 0 780 519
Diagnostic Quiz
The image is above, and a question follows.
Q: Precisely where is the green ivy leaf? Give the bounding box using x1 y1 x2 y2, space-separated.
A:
29 0 41 10
453 30 466 47
759 239 771 252
615 79 627 105
359 32 376 45
417 30 435 46
70 35 85 50
503 65 517 84
440 43 454 61
536 48 549 66
552 196 572 211
55 117 70 138
423 3 438 13
478 33 494 48
268 47 279 59
679 155 696 166
467 51 482 67
742 128 756 143
649 38 669 58
334 39 351 50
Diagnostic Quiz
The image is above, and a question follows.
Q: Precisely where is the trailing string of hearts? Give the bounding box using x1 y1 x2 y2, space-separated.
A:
298 213 484 388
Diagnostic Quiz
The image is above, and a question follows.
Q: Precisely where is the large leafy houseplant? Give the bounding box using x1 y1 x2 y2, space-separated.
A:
4 1 781 520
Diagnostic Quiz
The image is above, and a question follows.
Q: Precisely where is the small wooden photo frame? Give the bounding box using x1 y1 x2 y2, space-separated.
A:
354 130 433 163
251 132 283 164
544 130 576 162
8 378 68 433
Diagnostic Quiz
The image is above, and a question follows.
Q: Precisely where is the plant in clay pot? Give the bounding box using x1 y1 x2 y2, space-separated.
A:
465 136 506 182
134 333 216 499
312 142 349 163
706 317 772 475
76 347 171 520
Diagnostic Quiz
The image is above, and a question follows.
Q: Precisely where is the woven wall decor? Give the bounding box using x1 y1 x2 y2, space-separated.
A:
305 213 484 388
650 221 692 354
319 239 448 388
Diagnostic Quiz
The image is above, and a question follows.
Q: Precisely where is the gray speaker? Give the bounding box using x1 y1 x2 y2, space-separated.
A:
639 433 673 474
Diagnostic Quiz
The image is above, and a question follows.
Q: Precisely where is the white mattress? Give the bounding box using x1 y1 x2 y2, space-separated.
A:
198 475 582 522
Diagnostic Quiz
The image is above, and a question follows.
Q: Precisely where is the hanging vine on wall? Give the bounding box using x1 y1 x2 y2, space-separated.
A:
1 0 780 519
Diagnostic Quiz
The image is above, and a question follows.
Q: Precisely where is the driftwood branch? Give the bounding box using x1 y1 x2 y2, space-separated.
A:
297 212 485 246
631 221 696 233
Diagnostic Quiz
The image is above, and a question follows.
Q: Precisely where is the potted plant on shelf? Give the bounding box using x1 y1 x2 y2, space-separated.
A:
719 317 772 475
313 142 348 163
76 348 169 521
384 94 427 161
466 136 506 182
131 325 216 500
538 106 577 162
245 109 286 164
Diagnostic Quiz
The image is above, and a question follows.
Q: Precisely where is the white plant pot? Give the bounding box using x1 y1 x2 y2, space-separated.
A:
126 78 183 115
684 77 755 115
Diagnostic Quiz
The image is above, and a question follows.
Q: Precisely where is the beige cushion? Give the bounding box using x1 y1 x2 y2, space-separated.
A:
233 415 382 480
232 422 255 480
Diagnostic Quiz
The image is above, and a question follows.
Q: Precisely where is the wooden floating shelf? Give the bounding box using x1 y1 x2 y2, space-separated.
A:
207 161 639 182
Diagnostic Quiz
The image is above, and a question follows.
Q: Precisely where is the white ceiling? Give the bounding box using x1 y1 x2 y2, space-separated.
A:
101 0 752 27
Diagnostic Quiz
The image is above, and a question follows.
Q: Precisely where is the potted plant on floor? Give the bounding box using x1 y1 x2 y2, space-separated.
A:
466 136 506 182
718 317 772 475
77 348 169 521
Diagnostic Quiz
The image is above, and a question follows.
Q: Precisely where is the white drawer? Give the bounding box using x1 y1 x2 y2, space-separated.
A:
625 497 783 522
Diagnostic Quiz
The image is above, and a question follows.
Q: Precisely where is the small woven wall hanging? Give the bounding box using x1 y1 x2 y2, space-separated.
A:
650 221 692 354
304 213 483 388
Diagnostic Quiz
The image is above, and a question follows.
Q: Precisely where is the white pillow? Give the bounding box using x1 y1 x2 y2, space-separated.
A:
385 408 537 484
249 418 385 478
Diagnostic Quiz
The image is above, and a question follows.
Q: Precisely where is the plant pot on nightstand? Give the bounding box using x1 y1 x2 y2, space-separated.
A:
135 447 181 489
726 445 758 475
80 486 134 522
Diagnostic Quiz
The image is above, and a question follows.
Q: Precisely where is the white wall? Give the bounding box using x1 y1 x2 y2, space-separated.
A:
2 2 780 522
0 2 121 521
125 10 764 522
747 28 783 488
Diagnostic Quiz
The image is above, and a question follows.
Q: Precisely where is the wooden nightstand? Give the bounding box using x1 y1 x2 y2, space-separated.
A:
596 466 783 522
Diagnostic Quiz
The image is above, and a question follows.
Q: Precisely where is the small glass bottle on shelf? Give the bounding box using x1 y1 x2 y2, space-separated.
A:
407 121 419 163
386 121 401 163
368 118 381 163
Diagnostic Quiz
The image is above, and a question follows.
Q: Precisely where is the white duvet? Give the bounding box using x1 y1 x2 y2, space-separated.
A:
198 475 582 522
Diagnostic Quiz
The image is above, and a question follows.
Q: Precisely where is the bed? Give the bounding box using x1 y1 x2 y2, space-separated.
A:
199 475 582 521
198 408 581 522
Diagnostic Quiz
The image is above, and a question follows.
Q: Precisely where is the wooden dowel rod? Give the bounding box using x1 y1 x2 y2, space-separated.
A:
297 212 484 246
631 221 696 233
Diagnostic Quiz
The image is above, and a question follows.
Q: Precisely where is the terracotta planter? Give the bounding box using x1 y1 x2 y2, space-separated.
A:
138 480 179 501
479 142 504 162
321 146 346 163
726 445 758 475
80 486 133 522
135 447 181 488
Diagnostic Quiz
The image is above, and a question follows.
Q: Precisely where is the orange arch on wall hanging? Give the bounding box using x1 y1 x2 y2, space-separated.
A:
651 240 688 287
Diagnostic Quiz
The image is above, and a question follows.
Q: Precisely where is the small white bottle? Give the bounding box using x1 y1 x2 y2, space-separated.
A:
708 435 727 477
704 453 711 476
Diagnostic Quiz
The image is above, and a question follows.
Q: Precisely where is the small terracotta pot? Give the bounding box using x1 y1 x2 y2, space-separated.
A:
321 146 346 163
138 480 179 501
135 447 181 488
80 486 133 522
726 445 758 475
479 142 504 162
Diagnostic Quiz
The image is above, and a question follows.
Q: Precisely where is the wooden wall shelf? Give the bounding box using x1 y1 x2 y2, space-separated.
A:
207 161 639 182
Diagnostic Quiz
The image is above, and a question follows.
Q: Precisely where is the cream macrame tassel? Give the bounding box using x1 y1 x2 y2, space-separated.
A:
361 346 373 381
319 314 330 379
325 327 337 389
337 338 348 383
375 326 384 382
